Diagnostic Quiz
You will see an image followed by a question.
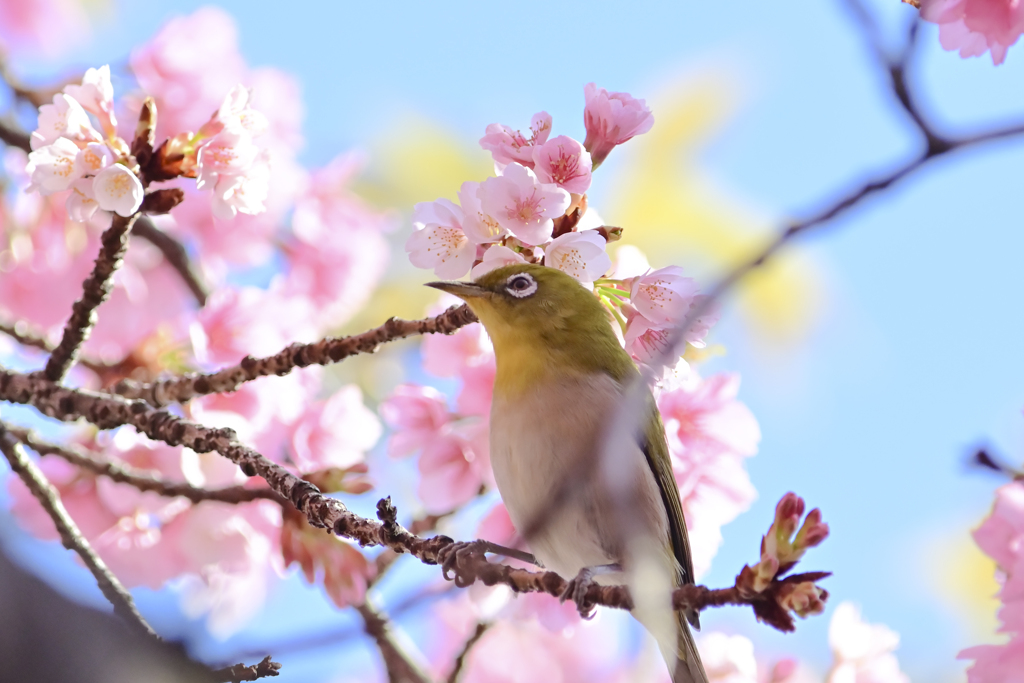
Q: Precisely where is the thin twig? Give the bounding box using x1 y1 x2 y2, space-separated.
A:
0 116 30 151
42 212 140 383
0 425 158 640
0 365 811 624
7 424 288 506
446 622 489 683
0 319 126 378
133 216 209 306
115 305 479 407
209 656 281 682
356 601 432 683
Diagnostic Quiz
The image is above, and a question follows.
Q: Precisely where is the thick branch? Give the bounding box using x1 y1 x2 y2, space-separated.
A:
133 216 209 306
209 656 281 682
446 622 489 683
115 304 478 407
0 116 30 151
43 212 140 383
356 601 431 683
0 366 807 625
0 425 158 640
7 425 287 506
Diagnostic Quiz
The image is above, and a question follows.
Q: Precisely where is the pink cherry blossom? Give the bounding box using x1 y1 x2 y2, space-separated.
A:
198 84 269 140
458 181 506 244
629 266 701 327
407 198 474 279
623 310 673 365
532 135 593 194
417 421 491 514
960 640 1024 683
26 137 82 193
289 385 381 472
478 163 571 246
209 151 271 220
0 0 89 58
542 230 611 286
583 83 655 167
471 244 528 279
281 508 374 609
421 320 493 378
827 602 909 683
660 373 760 458
66 178 100 222
456 360 497 417
920 0 1024 65
479 111 552 169
92 164 144 217
63 65 117 136
196 128 260 190
30 93 98 150
130 6 247 140
379 384 452 458
695 632 757 683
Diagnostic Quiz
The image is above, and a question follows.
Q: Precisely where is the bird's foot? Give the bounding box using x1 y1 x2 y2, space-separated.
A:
560 563 621 619
437 540 542 587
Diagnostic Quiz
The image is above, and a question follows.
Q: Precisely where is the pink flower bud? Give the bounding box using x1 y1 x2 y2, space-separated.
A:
479 111 552 169
777 581 827 618
794 508 830 549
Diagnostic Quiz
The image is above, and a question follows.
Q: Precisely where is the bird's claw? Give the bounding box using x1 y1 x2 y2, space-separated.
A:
560 567 598 619
437 540 488 588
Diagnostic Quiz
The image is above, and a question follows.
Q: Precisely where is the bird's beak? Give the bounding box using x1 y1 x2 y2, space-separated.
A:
425 281 490 300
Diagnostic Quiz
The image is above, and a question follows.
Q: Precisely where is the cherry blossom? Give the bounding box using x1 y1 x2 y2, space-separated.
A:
196 128 260 190
629 266 701 327
542 230 611 286
92 164 144 216
72 142 114 178
583 83 655 166
471 244 528 278
695 632 758 683
920 0 1024 65
532 135 593 194
0 0 90 58
417 421 491 513
379 384 452 458
479 111 552 169
478 163 571 246
26 137 82 193
66 178 100 222
288 385 381 472
407 198 475 279
421 319 494 378
458 180 506 245
30 93 98 150
209 150 271 220
63 65 118 136
827 602 909 683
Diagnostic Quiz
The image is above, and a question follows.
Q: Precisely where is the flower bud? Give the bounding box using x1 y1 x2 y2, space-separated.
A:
777 581 827 618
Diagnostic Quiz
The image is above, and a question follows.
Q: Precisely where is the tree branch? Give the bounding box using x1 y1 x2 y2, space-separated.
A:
0 366 819 628
446 622 489 683
42 212 140 383
356 601 432 683
0 425 158 640
115 304 479 407
6 424 288 506
0 318 132 381
133 216 210 306
0 116 30 151
208 656 281 682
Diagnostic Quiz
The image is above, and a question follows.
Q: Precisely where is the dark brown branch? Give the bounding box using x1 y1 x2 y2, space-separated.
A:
133 216 209 306
42 212 140 383
0 116 30 151
0 366 811 626
446 622 489 683
356 601 431 683
115 304 478 407
0 425 158 640
209 656 281 682
7 424 288 506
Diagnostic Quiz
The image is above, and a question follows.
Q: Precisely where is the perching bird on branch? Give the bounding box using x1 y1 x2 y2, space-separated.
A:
428 264 708 683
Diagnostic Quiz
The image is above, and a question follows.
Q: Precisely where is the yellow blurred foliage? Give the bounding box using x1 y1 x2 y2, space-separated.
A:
929 530 1002 639
604 74 822 344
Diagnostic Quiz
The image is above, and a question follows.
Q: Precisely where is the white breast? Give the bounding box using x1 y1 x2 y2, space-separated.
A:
489 372 671 583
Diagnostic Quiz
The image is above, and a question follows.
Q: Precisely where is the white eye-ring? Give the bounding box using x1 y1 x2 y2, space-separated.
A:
505 272 538 298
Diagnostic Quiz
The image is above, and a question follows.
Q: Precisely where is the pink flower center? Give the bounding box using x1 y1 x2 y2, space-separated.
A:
549 148 581 185
507 190 544 224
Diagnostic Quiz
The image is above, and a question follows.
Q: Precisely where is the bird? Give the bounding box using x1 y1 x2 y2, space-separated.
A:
428 263 708 683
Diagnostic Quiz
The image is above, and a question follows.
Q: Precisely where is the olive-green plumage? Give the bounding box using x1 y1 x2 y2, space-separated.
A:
428 264 707 683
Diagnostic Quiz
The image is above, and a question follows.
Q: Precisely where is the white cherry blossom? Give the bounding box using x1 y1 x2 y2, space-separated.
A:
471 244 527 279
541 230 610 286
26 137 82 193
30 93 99 150
93 164 144 217
63 65 117 135
73 142 114 178
66 178 100 222
458 181 505 244
405 198 474 279
629 265 700 327
210 152 271 220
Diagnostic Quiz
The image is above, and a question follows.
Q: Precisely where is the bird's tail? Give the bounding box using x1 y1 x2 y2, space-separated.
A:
655 610 708 683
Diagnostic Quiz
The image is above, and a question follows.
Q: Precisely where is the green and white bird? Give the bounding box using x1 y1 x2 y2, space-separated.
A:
428 263 708 683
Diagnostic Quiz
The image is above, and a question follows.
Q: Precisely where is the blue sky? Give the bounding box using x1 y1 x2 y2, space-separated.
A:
4 1 1024 681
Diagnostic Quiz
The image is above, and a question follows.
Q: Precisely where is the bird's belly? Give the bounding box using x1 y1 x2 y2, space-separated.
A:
489 374 633 580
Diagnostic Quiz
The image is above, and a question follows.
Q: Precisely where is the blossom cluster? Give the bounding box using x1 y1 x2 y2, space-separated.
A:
918 0 1024 65
2 7 392 632
959 480 1024 681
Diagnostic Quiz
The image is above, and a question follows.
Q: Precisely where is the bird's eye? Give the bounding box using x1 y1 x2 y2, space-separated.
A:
504 273 538 298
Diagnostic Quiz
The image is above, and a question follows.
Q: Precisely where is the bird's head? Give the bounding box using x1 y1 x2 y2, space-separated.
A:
427 264 633 387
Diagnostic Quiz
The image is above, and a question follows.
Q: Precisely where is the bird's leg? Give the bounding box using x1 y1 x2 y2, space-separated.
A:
437 540 543 586
560 563 622 619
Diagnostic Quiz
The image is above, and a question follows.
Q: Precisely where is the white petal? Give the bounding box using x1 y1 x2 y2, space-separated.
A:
93 165 144 217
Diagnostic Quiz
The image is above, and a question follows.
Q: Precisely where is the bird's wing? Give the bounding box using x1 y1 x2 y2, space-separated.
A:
640 396 700 629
